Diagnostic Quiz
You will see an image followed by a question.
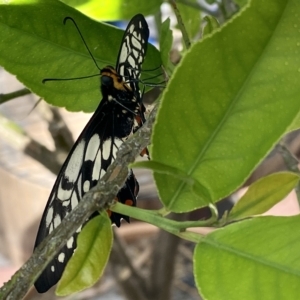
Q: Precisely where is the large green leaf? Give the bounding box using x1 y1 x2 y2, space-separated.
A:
62 0 162 20
194 215 300 299
56 214 113 296
0 0 161 112
152 0 300 212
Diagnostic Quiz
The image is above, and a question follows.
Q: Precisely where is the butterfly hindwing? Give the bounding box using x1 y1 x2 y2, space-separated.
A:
34 15 149 293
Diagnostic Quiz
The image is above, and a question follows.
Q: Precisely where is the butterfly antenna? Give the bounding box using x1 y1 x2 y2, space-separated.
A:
63 17 101 71
42 73 99 84
125 71 166 88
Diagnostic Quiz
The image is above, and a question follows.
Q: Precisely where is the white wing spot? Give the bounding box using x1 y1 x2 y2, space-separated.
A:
85 134 100 161
51 265 55 272
62 200 70 207
49 193 55 205
102 139 112 160
128 56 135 68
100 169 106 178
65 140 85 181
78 174 82 199
83 180 90 193
131 36 142 50
49 223 54 234
57 140 85 201
67 236 74 249
129 24 134 33
71 192 78 210
119 66 125 76
57 187 71 202
132 49 139 58
112 138 123 159
119 47 128 64
45 207 53 228
131 37 142 50
58 253 65 263
92 150 101 181
54 214 61 228
133 31 141 40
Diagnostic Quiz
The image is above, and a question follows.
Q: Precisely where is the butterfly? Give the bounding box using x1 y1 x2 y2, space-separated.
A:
34 14 149 293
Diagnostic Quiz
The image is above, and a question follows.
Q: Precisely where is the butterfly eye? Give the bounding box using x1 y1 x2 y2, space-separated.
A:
101 74 113 86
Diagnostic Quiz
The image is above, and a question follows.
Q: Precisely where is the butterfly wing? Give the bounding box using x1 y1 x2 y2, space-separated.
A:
116 14 149 96
116 14 149 142
34 97 137 292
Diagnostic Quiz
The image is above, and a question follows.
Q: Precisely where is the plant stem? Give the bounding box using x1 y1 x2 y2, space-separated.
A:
169 0 191 49
0 88 31 104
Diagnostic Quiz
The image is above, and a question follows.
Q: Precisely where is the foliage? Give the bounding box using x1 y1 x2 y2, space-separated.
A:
57 215 113 295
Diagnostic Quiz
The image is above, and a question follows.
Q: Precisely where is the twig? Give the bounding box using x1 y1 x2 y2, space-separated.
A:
169 0 191 49
36 102 74 154
49 107 74 151
24 139 63 174
0 113 62 174
0 88 31 104
0 103 158 300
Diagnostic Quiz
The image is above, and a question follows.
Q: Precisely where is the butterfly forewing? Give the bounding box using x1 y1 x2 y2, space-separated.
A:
116 14 149 98
34 14 149 293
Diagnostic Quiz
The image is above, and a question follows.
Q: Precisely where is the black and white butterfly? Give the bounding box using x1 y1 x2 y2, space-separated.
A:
34 14 149 293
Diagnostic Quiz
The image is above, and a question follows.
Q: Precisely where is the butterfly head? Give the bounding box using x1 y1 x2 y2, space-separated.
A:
101 66 132 93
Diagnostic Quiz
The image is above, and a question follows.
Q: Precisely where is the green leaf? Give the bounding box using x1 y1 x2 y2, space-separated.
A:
159 17 173 72
287 111 300 131
152 0 300 212
0 0 161 112
56 214 113 296
132 161 194 183
62 0 162 20
111 202 214 242
229 172 299 220
132 161 212 208
194 215 300 300
202 16 220 36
